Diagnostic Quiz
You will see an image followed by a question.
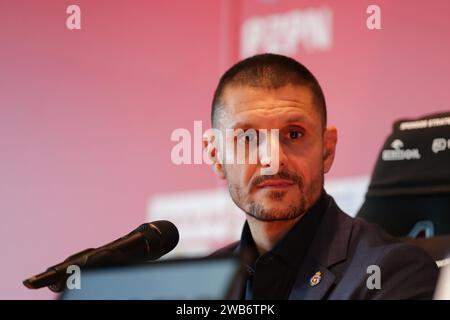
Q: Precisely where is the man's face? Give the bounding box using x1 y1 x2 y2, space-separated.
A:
212 84 337 221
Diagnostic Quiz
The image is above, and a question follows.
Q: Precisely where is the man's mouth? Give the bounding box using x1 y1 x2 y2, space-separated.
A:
256 179 295 189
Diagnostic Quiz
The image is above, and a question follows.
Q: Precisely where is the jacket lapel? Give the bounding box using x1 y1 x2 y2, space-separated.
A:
289 197 353 300
289 262 336 300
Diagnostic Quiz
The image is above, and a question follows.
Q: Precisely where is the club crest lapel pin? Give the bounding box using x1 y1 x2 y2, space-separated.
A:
310 271 322 287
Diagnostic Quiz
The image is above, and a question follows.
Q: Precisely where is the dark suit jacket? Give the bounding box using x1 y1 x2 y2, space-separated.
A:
213 196 439 299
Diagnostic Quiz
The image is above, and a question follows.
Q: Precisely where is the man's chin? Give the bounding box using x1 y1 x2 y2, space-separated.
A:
245 204 304 222
246 212 302 222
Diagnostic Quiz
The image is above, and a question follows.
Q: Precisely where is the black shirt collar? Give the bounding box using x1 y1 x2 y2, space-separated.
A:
238 189 330 271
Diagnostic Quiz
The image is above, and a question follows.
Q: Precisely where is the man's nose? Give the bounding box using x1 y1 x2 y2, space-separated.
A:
258 129 285 168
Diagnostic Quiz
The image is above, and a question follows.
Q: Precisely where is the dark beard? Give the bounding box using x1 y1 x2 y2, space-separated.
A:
246 189 306 221
228 168 308 222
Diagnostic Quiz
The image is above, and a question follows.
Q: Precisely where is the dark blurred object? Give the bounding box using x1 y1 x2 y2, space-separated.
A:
357 111 450 266
401 235 450 268
358 195 450 238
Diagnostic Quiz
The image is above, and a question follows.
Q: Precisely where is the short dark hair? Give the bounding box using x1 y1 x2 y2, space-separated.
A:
211 53 327 129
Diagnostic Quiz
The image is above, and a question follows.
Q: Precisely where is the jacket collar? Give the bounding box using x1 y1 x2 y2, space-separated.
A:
288 196 353 299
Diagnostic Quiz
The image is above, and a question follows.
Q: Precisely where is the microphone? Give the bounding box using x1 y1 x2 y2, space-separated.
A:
23 220 179 292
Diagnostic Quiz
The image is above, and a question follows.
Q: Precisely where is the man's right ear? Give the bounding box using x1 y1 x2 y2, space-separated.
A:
203 130 226 179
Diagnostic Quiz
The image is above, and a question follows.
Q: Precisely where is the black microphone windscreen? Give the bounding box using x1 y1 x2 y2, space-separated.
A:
138 220 179 256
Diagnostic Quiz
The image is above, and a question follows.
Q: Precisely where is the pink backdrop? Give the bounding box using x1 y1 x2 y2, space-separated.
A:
1 0 449 299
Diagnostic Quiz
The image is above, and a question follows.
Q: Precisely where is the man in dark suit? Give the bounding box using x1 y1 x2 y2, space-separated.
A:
203 53 438 299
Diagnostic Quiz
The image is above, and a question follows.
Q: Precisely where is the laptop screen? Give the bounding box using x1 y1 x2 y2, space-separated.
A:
61 256 241 300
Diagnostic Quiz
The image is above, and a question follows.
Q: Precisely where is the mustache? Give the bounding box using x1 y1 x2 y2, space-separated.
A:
250 169 303 189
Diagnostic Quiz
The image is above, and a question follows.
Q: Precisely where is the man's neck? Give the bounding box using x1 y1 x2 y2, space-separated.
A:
246 214 303 256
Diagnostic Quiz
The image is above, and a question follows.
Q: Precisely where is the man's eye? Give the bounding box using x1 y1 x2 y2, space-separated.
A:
288 130 303 139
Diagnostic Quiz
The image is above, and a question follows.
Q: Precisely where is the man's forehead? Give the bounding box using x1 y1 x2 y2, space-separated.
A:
219 84 318 128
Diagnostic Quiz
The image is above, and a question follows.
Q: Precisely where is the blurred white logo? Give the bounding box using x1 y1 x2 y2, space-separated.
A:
381 139 421 161
432 138 450 154
241 7 333 58
390 139 404 150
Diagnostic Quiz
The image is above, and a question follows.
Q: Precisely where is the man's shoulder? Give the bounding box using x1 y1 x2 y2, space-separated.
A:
334 211 439 299
350 214 400 246
324 200 405 256
306 200 439 299
344 211 436 266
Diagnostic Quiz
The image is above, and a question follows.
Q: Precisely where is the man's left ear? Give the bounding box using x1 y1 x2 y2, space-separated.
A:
323 126 338 174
